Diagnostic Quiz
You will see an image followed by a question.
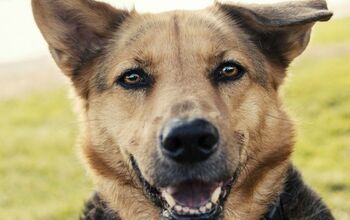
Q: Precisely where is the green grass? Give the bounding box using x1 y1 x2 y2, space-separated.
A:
0 89 93 220
1 18 350 220
283 17 350 219
284 54 350 219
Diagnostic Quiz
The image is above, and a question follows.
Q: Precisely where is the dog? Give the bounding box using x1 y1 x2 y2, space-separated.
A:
32 0 333 219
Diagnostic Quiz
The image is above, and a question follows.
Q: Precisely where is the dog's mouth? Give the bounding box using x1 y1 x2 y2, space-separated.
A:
160 180 234 219
130 156 236 219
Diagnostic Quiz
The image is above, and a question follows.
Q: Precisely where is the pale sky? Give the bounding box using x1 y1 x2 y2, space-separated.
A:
0 0 347 64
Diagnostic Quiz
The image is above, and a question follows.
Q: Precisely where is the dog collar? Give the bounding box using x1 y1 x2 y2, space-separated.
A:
262 197 284 220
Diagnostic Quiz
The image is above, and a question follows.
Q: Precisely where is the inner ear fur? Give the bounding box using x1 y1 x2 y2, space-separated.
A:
217 0 333 67
32 0 129 77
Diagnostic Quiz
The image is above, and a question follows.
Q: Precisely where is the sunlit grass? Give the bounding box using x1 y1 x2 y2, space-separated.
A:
283 16 350 220
0 89 92 220
284 54 350 219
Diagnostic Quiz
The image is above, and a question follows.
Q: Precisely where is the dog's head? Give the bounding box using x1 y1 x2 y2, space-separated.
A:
32 0 332 219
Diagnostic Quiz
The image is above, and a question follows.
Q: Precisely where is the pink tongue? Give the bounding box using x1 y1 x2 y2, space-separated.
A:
166 181 218 207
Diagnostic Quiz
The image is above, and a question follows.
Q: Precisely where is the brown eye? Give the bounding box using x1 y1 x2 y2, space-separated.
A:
221 65 239 77
213 61 246 83
124 73 141 85
117 68 153 90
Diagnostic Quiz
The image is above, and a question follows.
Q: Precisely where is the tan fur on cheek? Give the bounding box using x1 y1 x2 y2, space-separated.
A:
218 83 294 219
98 179 160 219
82 144 160 219
80 137 161 219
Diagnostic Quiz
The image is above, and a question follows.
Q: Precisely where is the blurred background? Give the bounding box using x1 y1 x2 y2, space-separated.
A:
0 0 349 219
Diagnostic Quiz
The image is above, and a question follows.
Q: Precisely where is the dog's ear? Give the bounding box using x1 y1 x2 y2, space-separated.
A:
32 0 129 77
217 0 332 67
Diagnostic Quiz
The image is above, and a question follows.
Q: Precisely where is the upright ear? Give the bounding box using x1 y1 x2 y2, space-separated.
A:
32 0 129 76
217 0 333 67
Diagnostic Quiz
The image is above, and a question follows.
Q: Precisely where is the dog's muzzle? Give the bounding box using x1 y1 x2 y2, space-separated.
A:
130 118 238 220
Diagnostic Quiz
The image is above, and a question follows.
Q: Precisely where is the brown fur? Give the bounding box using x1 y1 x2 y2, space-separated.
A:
32 0 333 219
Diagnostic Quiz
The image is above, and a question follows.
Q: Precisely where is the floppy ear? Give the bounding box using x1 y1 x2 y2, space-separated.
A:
32 0 129 77
217 0 333 67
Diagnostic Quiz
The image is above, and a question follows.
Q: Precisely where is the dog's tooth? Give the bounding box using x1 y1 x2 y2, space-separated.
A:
189 209 196 215
174 205 182 212
162 191 176 207
222 190 227 198
211 187 221 204
194 210 200 215
199 206 206 213
183 207 190 213
206 202 213 210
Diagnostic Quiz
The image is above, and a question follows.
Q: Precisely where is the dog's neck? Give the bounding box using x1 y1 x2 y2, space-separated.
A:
261 198 284 220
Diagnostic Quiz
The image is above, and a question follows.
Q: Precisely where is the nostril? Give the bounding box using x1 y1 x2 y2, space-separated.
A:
198 134 218 151
163 137 183 156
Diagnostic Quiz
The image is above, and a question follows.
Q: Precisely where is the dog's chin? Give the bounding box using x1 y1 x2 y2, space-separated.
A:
130 156 237 220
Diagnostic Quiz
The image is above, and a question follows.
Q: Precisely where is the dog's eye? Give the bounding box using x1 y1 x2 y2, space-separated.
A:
124 73 141 84
117 69 152 90
213 61 245 83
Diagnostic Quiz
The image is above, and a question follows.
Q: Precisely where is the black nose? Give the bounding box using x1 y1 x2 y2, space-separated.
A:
161 119 219 163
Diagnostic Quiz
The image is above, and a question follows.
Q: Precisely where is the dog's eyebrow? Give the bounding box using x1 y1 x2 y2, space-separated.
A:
206 50 230 69
132 54 157 71
215 50 229 61
134 57 149 66
208 49 236 66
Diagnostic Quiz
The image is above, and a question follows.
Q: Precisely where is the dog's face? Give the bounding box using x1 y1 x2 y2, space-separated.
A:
89 13 261 218
32 0 332 219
